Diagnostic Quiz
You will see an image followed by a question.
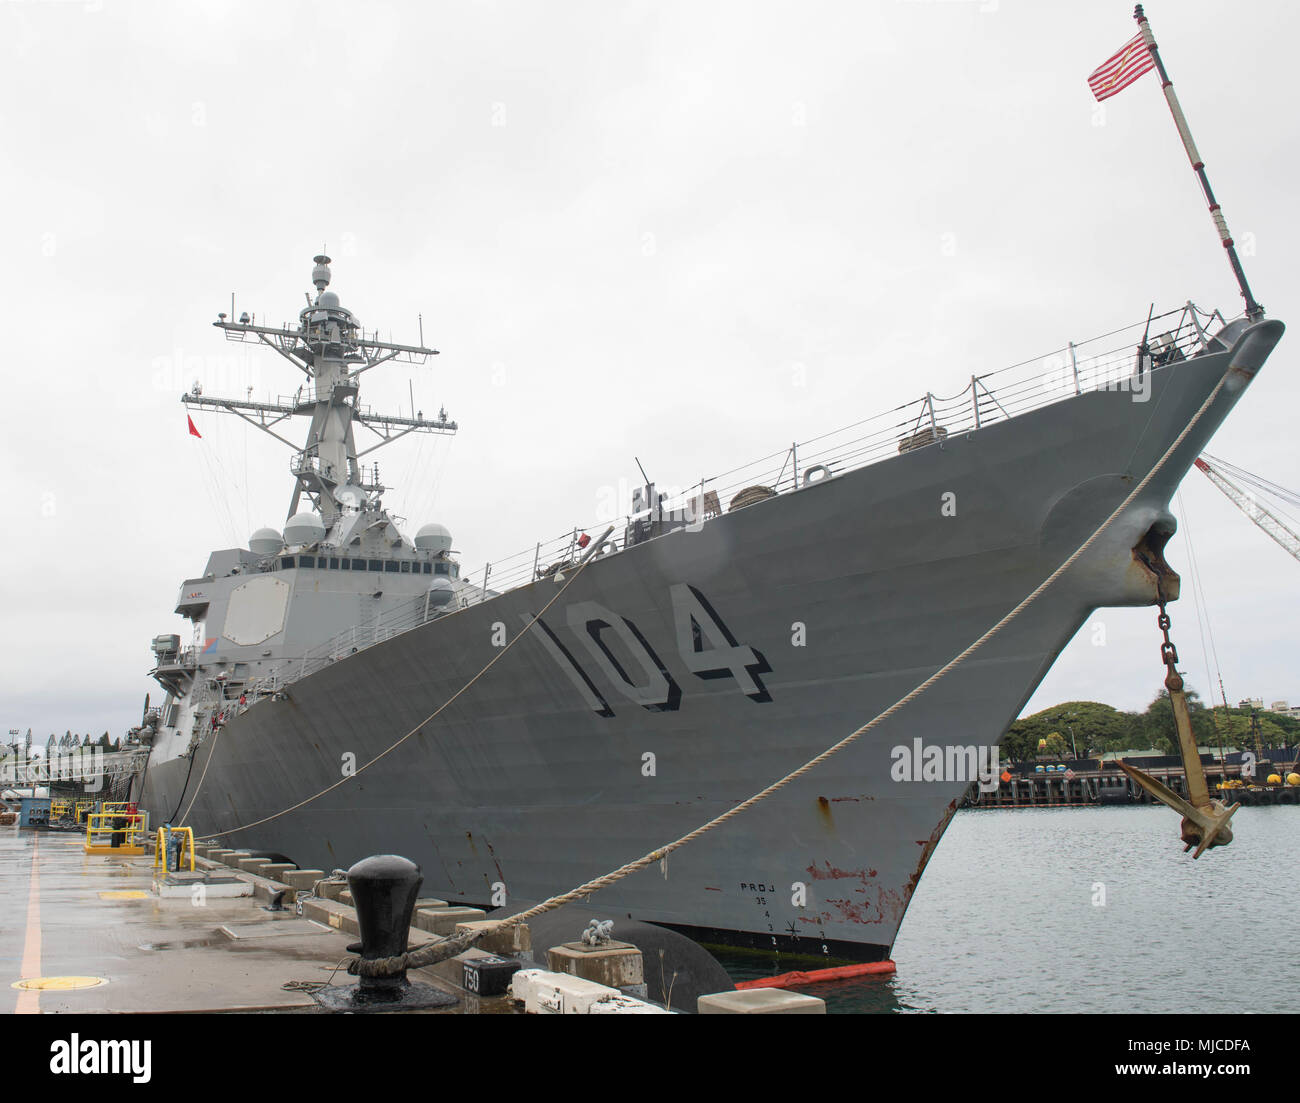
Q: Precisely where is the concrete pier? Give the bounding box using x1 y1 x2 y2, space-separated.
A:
1 827 743 1015
0 829 504 1014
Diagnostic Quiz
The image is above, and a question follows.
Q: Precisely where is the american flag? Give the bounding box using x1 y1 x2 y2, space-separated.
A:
1087 33 1155 102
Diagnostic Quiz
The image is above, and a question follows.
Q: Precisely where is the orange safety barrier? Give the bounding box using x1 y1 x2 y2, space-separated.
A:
735 960 896 989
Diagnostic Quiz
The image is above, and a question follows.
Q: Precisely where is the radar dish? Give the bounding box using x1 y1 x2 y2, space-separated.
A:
335 485 366 510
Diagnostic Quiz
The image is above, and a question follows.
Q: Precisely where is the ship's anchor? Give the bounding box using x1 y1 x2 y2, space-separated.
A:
1118 597 1239 857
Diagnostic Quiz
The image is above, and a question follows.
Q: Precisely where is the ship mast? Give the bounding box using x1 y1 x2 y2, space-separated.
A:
183 254 457 524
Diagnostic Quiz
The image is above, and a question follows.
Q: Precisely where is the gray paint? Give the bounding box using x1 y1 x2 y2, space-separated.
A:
142 314 1283 958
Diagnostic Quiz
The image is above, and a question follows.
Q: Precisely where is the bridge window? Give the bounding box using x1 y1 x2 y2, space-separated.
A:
299 555 315 568
434 562 448 576
422 563 432 575
384 561 399 573
340 558 350 570
329 557 340 569
280 556 294 570
353 558 367 571
400 561 411 573
368 560 382 572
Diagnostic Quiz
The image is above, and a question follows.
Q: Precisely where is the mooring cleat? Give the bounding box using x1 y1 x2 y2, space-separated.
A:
1118 760 1237 857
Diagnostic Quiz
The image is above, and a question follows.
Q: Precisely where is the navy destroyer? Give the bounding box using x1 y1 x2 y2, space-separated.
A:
132 247 1281 960
135 12 1284 960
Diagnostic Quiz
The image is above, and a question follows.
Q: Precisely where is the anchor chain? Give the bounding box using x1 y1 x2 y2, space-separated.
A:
1117 598 1239 857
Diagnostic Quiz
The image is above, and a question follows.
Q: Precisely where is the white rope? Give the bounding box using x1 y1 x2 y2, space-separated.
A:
496 377 1231 922
359 367 1236 975
192 544 601 841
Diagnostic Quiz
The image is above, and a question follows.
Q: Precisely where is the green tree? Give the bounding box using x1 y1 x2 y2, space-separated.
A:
1130 688 1217 754
1043 732 1069 758
1003 700 1136 760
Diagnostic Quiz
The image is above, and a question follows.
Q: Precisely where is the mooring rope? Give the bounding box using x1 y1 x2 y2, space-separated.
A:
190 539 606 841
353 366 1236 978
175 720 222 829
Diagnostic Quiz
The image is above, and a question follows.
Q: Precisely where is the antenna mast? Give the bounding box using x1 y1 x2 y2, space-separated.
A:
184 255 457 523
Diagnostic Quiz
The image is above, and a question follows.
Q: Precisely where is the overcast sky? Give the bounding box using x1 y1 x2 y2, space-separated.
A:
1 0 1296 744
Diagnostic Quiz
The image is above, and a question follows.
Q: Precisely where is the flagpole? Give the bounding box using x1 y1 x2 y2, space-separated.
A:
1133 5 1261 318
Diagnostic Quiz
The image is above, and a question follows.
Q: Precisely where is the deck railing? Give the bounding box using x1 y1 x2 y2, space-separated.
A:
267 301 1227 689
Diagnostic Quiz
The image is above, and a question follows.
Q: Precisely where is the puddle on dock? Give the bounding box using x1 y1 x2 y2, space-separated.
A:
137 937 222 952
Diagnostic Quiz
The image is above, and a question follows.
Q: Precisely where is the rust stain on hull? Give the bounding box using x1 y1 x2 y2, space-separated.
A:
904 798 960 903
804 860 895 926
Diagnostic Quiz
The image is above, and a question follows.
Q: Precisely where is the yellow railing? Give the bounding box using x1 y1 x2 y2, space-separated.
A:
84 811 145 855
74 800 97 825
50 799 72 819
154 826 195 873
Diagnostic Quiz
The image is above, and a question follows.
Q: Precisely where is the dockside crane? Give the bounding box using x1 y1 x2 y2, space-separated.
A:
1190 453 1299 781
1194 455 1300 563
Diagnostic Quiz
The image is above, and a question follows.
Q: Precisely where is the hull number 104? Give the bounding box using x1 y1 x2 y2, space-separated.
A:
523 583 772 717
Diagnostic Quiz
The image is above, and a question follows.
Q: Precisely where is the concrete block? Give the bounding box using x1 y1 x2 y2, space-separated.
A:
223 850 252 868
206 848 234 865
260 862 296 883
316 878 347 901
251 879 293 906
281 869 326 891
697 989 826 1015
454 920 531 957
413 897 449 910
237 857 274 876
415 906 486 935
588 994 670 1014
547 941 644 989
509 969 622 1014
300 897 361 936
338 889 353 906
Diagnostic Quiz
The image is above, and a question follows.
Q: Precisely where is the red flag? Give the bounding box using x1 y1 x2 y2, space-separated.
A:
1088 33 1155 102
576 532 591 549
187 415 202 438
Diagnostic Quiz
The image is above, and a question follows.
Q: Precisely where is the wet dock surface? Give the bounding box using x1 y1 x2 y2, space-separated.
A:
0 827 492 1014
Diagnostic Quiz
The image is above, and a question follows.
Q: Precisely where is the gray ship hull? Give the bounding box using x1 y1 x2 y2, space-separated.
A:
142 318 1281 960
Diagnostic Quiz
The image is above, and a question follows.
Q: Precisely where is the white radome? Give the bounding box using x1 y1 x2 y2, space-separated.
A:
284 511 326 546
427 576 455 607
414 522 453 556
249 527 284 556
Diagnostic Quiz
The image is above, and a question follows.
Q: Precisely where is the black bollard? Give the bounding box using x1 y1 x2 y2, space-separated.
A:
347 854 423 1003
310 853 457 1012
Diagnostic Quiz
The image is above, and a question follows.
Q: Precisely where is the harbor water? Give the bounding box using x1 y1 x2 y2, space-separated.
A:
717 805 1299 1013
